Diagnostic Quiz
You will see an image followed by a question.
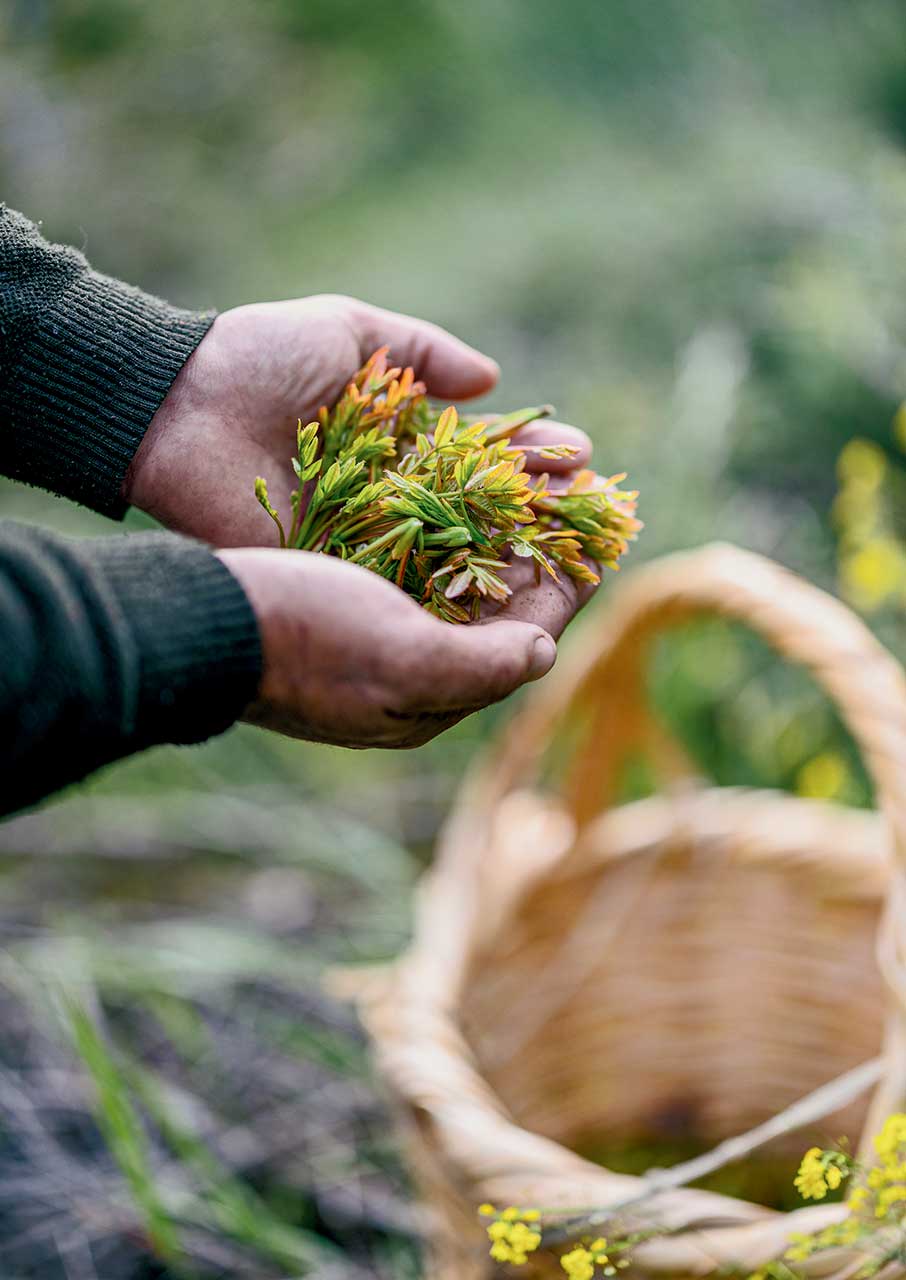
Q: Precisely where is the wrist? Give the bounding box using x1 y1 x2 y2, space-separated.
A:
214 547 284 712
122 315 229 529
93 534 263 747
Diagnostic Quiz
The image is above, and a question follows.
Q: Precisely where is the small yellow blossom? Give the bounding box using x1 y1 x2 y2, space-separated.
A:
561 1247 595 1280
794 1146 852 1202
875 1184 906 1217
837 1216 861 1244
874 1113 906 1162
849 1185 869 1211
837 439 887 490
795 1147 832 1200
831 487 876 543
559 1240 618 1278
785 1230 818 1262
481 1205 543 1267
841 537 906 611
796 751 849 801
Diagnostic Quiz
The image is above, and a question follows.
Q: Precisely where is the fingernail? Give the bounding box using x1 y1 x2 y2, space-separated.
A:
528 634 557 681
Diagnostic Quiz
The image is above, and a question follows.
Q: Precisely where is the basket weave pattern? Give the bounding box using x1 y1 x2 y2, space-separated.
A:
364 544 906 1278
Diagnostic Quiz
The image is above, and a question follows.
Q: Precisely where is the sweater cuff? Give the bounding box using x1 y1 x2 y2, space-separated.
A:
88 533 262 747
12 269 213 520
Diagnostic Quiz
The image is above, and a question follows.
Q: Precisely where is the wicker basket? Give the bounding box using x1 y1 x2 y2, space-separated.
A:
361 543 906 1278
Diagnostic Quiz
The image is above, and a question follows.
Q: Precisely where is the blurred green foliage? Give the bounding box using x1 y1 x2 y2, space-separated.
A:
4 1 906 1274
3 0 906 804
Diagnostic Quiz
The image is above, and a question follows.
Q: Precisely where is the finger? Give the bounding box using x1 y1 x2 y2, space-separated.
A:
478 555 599 639
510 420 593 474
501 573 599 638
544 467 612 494
350 301 499 400
406 616 556 711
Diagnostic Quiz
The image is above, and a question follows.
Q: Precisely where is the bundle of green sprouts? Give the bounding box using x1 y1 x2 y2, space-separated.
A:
255 348 640 622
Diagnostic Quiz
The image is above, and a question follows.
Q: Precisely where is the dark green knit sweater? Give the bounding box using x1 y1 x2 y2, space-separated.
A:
0 205 263 815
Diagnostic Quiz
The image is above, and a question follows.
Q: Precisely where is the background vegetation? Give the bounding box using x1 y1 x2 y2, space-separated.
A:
3 2 906 1275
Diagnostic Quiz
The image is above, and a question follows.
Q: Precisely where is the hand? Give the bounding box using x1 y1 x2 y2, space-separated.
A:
125 295 598 638
217 547 558 748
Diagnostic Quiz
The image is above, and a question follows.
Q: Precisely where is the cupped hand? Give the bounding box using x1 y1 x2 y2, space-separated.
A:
126 293 599 640
217 547 559 748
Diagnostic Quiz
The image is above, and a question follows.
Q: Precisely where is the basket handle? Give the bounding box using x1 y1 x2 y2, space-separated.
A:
486 542 906 859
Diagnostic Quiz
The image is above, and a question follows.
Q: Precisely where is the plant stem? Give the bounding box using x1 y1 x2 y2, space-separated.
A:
481 405 555 444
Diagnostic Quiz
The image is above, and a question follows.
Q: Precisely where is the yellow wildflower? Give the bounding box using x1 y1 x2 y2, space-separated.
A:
874 1113 906 1163
837 439 887 490
559 1239 618 1278
795 1147 831 1200
561 1247 595 1280
831 486 876 543
785 1230 817 1262
875 1184 906 1217
481 1205 542 1267
849 1185 869 1212
837 1217 861 1244
796 751 849 800
841 537 906 611
794 1146 851 1202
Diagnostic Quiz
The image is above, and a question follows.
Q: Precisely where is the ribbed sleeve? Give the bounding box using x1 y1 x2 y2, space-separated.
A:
0 522 262 816
0 204 214 518
88 534 263 748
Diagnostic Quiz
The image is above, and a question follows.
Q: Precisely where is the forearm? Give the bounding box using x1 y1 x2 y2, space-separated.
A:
0 521 261 816
0 204 214 517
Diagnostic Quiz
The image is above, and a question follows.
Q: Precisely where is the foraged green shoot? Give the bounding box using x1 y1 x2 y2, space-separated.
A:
254 476 286 548
255 347 641 621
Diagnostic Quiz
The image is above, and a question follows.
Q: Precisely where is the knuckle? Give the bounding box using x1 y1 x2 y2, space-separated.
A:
307 292 360 320
311 291 354 308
